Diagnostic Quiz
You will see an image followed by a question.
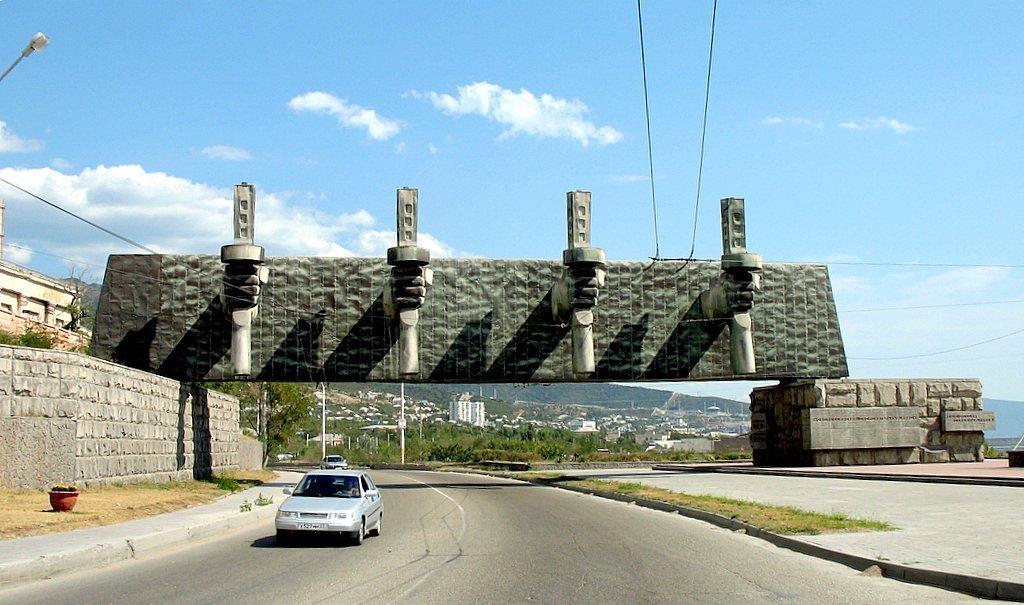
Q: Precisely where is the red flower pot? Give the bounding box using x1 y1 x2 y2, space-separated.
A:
49 491 79 512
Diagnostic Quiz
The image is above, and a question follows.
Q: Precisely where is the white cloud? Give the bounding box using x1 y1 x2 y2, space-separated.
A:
762 116 824 129
428 144 439 155
3 241 33 264
0 164 462 276
414 82 623 147
201 145 252 161
417 232 458 258
288 91 402 141
348 228 458 258
838 116 920 134
50 158 72 170
0 121 44 153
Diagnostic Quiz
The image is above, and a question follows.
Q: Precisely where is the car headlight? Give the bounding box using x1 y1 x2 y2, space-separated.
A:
329 512 351 520
277 510 299 519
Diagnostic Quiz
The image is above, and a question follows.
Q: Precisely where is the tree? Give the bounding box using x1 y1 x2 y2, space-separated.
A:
203 382 314 463
62 267 96 332
263 383 312 459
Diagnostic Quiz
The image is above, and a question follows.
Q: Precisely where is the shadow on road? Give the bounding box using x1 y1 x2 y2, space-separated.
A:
374 481 533 490
250 534 361 549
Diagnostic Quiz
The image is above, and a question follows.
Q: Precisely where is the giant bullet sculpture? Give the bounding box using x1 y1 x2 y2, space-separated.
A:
552 191 606 376
220 183 269 377
385 188 432 376
701 197 762 374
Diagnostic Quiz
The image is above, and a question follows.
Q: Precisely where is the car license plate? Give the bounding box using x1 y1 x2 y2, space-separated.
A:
298 522 326 530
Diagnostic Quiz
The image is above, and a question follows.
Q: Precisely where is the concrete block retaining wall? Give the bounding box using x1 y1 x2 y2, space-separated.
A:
750 379 986 466
237 437 264 470
0 345 239 489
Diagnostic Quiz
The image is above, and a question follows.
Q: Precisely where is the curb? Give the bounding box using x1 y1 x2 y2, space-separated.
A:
0 488 281 588
520 476 1024 602
651 464 1024 488
0 542 133 588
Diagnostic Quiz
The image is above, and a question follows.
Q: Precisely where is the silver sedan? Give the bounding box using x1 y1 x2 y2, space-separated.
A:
275 469 383 545
320 455 348 469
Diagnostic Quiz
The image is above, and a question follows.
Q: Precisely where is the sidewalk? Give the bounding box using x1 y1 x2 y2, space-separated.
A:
0 472 302 588
556 460 1024 601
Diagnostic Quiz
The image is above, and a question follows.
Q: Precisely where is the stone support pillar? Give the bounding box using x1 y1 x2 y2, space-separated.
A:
750 378 988 467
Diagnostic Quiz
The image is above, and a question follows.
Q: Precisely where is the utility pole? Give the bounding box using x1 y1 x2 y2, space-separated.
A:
259 384 269 466
316 382 327 461
400 382 407 464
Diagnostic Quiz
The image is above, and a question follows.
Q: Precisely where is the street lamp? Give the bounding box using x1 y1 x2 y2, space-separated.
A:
0 33 50 84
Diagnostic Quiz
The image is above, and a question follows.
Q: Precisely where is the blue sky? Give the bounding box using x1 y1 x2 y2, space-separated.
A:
1 2 1022 403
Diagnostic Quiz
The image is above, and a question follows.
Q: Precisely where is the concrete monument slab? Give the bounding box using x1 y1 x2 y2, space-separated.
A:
802 407 921 450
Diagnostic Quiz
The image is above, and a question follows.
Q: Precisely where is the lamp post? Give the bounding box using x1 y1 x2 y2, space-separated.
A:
316 382 327 461
0 33 49 84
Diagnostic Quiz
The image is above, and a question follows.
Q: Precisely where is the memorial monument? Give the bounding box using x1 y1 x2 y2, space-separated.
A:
89 183 992 466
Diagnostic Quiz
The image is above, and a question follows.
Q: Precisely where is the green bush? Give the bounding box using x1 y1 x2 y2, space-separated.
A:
18 326 56 349
428 443 475 463
214 475 241 492
983 443 1006 459
536 443 567 462
0 326 56 349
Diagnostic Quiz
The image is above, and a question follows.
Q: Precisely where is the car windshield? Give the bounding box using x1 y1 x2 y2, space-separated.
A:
293 475 360 498
325 456 344 462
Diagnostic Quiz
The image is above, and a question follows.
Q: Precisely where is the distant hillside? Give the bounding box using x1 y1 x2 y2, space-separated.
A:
984 399 1024 438
331 382 745 412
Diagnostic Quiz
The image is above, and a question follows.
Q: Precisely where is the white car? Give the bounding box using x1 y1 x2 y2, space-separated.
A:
320 455 348 469
275 470 383 545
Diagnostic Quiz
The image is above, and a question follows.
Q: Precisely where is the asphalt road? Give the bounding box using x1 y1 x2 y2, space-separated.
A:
0 470 979 605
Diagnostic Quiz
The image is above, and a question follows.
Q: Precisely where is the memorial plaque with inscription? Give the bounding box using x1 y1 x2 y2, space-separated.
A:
749 412 767 450
802 407 921 450
942 411 995 432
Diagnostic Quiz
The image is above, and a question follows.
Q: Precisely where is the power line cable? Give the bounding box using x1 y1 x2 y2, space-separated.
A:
848 327 1024 361
637 0 660 260
8 238 1024 328
853 351 1024 365
4 178 1024 333
841 300 1024 314
688 0 718 260
21 241 1020 366
807 260 1024 269
0 176 159 254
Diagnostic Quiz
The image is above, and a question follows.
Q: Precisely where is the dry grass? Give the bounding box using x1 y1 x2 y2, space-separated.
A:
0 470 276 541
525 475 894 535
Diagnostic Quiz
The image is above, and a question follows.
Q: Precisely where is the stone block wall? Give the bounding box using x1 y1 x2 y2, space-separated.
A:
750 378 986 466
238 436 264 470
0 345 239 489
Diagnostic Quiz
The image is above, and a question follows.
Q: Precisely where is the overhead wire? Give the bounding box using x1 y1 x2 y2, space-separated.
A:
804 260 1024 269
3 175 1024 363
0 176 158 254
688 0 718 260
7 233 1024 329
841 299 1024 314
848 327 1024 361
638 0 719 261
637 0 660 260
